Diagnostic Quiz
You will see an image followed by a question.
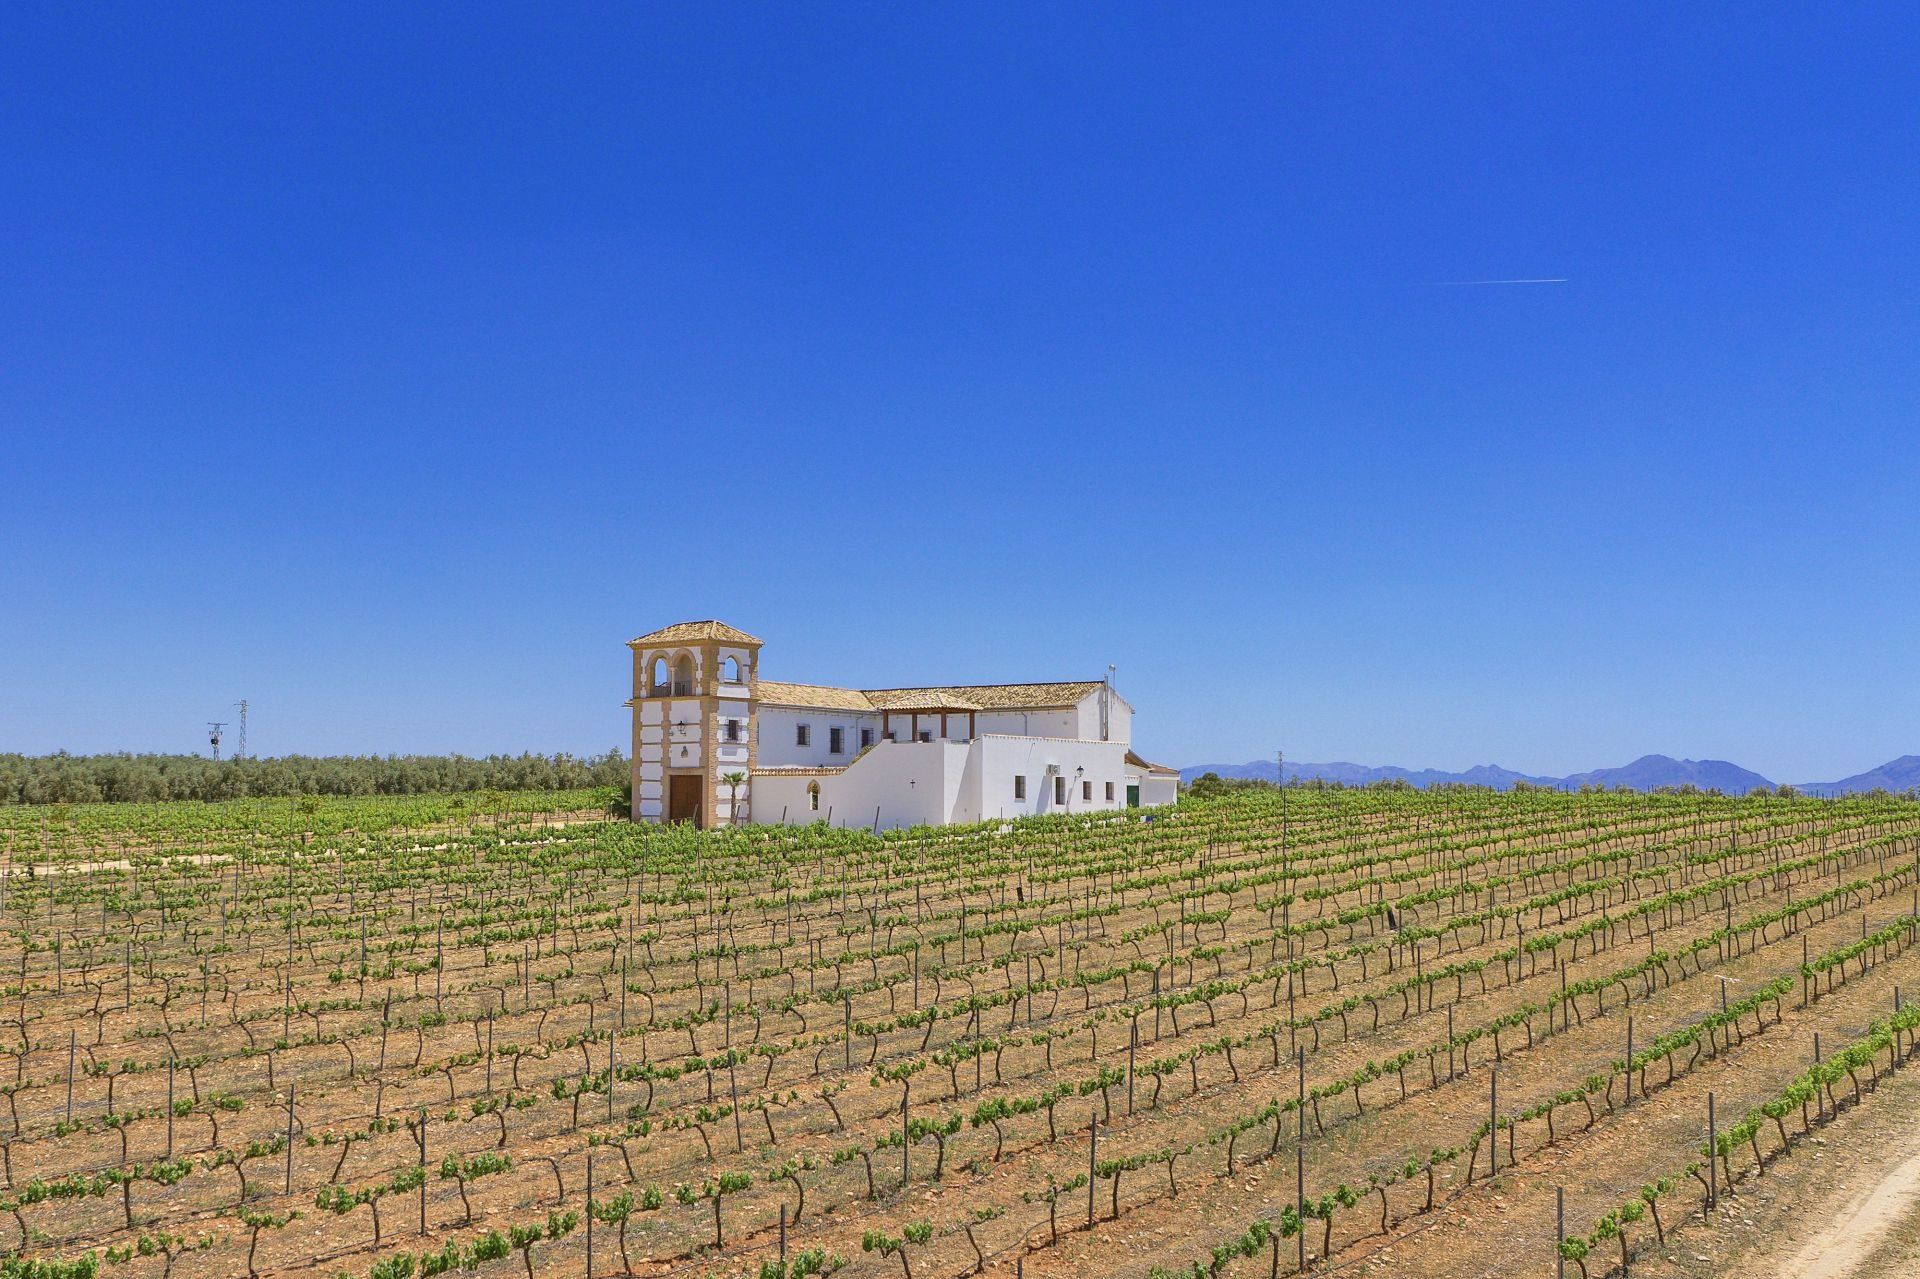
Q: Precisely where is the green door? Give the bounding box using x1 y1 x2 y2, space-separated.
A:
1126 785 1141 808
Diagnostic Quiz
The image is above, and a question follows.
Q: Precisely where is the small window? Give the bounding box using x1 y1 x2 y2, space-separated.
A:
1082 780 1092 801
1054 776 1066 804
796 724 811 747
1105 781 1114 801
722 656 743 683
860 728 874 749
808 784 820 812
829 727 845 754
725 719 740 743
1014 775 1026 800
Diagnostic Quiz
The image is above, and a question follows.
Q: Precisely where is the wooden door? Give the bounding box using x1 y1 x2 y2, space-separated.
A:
668 775 703 827
1126 784 1141 808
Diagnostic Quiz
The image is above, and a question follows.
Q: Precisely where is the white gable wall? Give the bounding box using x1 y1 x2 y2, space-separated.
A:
1066 687 1132 745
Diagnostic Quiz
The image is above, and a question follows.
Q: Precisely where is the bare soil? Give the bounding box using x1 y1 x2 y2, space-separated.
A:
4 797 1919 1279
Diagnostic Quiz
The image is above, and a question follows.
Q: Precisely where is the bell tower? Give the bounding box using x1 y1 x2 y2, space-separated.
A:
625 621 762 826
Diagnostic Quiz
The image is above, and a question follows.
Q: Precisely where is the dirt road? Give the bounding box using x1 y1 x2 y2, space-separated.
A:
1782 1145 1920 1279
1626 1050 1920 1279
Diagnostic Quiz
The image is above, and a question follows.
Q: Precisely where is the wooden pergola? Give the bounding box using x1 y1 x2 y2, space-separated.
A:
878 693 982 743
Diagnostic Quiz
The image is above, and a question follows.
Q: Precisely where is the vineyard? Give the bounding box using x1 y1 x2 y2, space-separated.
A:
0 787 1917 1279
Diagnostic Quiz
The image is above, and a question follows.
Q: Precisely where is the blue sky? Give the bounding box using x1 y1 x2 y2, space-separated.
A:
3 6 1917 782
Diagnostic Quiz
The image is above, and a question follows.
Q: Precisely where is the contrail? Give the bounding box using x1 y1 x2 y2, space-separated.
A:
1423 277 1567 286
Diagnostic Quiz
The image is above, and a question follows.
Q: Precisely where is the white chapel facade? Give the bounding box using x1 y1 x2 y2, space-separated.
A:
624 620 1179 829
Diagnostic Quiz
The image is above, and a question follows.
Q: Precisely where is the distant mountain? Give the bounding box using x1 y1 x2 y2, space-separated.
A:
1558 755 1773 794
1798 756 1920 797
1181 759 1561 790
1179 752 1920 796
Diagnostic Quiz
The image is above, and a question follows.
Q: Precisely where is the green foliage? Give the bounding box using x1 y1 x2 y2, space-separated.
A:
368 1255 413 1279
346 1212 578 1279
758 1247 837 1278
0 753 625 806
0 1256 100 1279
437 1152 510 1182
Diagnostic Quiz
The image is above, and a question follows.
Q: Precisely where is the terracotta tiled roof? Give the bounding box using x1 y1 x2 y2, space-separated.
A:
1126 749 1180 775
752 680 1104 712
629 620 763 646
863 690 984 711
754 681 875 711
865 682 1103 710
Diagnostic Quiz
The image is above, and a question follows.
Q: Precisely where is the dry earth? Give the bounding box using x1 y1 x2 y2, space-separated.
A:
1277 1007 1920 1279
6 792 1920 1279
1634 1058 1920 1279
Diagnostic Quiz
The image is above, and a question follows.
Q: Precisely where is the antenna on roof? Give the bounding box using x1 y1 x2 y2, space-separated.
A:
207 722 227 761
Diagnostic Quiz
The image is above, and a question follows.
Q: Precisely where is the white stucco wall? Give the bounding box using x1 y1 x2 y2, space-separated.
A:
968 735 1130 822
755 738 1138 831
755 705 884 768
757 704 997 766
966 693 1131 745
972 709 1078 739
1058 688 1132 744
1139 773 1180 807
853 740 968 828
748 773 827 826
746 733 1151 830
755 740 971 830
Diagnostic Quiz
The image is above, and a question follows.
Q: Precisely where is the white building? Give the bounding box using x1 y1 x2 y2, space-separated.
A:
624 620 1180 829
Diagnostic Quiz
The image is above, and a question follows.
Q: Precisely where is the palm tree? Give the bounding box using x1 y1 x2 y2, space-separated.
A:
720 772 747 825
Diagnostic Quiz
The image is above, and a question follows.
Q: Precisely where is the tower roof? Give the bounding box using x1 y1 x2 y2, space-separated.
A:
628 620 764 647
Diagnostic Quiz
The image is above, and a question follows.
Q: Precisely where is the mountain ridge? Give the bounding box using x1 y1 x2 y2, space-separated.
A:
1795 755 1920 798
1180 752 1919 796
